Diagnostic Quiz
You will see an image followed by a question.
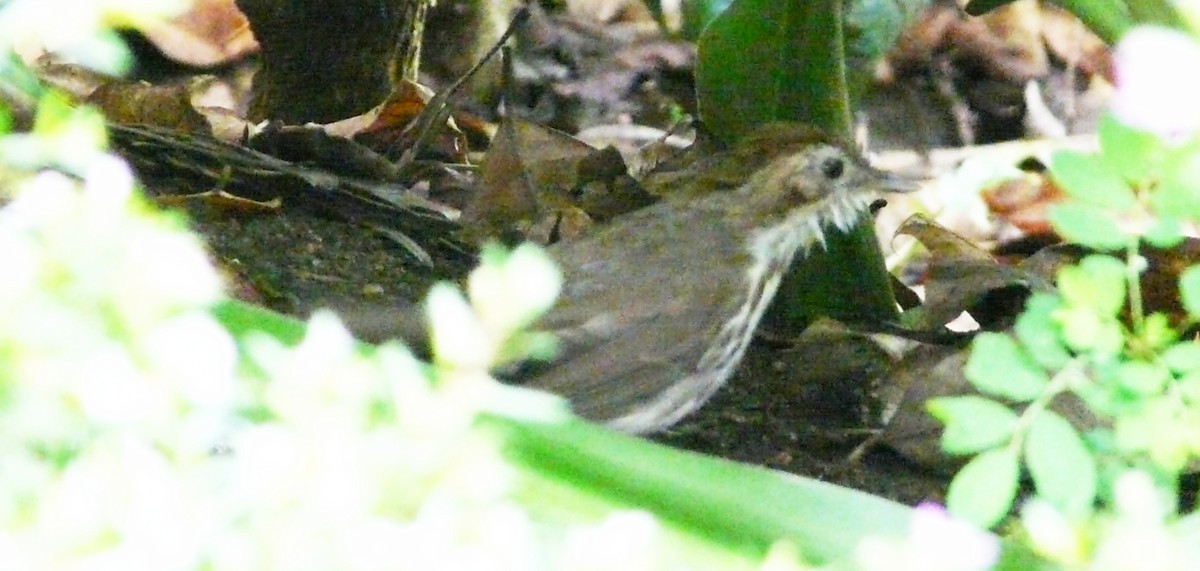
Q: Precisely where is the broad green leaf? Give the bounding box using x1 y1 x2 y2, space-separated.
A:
680 0 735 40
1050 150 1136 211
696 0 852 140
1098 114 1163 186
1057 255 1127 317
928 396 1019 455
965 333 1049 401
695 0 926 140
1180 265 1200 319
964 0 1017 15
1007 0 1130 43
502 418 915 564
1025 412 1097 516
1125 0 1189 30
213 299 309 345
947 448 1020 528
770 225 903 327
1014 292 1071 370
1047 203 1130 251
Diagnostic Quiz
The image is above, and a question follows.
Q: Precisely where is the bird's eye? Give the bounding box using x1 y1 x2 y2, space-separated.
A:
820 156 845 180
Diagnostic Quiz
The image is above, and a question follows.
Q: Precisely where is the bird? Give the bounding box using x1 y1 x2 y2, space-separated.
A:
517 122 917 433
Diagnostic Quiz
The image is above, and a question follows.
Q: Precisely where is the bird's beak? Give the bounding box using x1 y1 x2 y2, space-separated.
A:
877 171 921 194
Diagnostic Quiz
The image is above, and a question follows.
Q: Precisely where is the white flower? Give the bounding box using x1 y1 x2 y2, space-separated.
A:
1112 26 1200 141
857 502 999 571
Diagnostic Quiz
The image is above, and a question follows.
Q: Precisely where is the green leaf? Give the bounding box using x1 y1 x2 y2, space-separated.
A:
844 0 924 88
1115 399 1192 473
1047 203 1130 251
696 0 852 140
1177 371 1200 402
1025 412 1097 516
1098 114 1163 186
1014 292 1071 370
965 333 1049 402
964 0 1015 16
1154 144 1200 221
1162 342 1200 373
1057 255 1127 317
1053 306 1124 357
1180 265 1200 319
947 448 1020 528
1126 0 1189 30
1143 216 1185 249
212 299 309 346
1114 360 1170 396
501 417 916 563
1135 312 1176 352
1032 0 1132 44
1050 150 1136 211
928 396 1019 455
773 223 903 328
680 0 735 40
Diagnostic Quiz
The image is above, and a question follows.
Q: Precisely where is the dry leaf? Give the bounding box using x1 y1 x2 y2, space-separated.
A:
981 170 1063 236
86 79 212 134
140 0 259 67
466 116 653 243
324 80 470 164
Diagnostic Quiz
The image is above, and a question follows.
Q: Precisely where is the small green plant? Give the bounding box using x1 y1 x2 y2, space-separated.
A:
930 23 1200 569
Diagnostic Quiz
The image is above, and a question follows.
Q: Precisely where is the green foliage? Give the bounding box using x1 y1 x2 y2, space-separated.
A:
695 0 924 141
946 448 1020 528
1024 411 1096 517
928 396 1019 454
1047 202 1130 250
936 102 1200 565
964 333 1050 401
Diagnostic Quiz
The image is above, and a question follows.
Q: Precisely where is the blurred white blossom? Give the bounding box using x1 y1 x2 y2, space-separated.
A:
1 0 189 72
856 502 998 571
1112 26 1200 141
0 147 237 568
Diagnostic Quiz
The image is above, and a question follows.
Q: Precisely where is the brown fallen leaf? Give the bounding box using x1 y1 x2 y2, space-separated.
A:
156 188 282 214
981 169 1063 237
897 213 1046 330
320 80 472 165
86 79 212 134
465 116 653 243
139 0 259 67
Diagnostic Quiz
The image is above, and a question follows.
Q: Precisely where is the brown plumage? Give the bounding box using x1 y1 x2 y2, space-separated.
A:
521 122 916 433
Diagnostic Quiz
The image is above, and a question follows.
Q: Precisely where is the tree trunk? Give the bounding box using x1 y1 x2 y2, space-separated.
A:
236 0 431 123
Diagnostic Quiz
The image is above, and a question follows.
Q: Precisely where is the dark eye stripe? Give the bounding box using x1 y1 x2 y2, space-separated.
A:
820 157 845 180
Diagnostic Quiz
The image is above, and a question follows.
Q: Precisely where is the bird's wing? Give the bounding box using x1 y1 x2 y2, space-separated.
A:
518 201 750 428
